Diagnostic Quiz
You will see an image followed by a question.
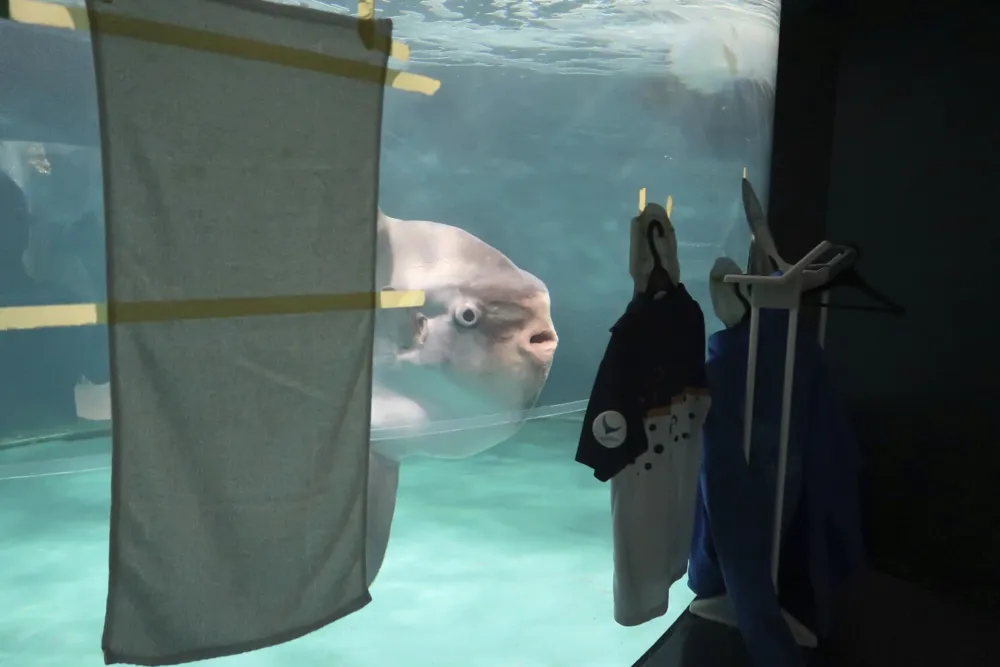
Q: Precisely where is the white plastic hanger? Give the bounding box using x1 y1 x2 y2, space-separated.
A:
689 176 855 649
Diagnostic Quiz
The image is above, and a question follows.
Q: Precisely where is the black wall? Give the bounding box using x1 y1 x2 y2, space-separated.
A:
769 0 1000 612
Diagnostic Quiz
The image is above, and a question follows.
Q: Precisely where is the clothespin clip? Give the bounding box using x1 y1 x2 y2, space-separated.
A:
357 0 411 61
357 0 440 96
639 188 674 220
357 0 377 50
631 188 679 290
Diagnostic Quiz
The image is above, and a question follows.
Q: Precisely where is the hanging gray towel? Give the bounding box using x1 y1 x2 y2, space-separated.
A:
88 0 391 663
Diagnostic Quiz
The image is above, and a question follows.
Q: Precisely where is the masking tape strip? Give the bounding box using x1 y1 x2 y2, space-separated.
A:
0 290 425 331
10 0 85 29
358 0 375 20
389 40 410 62
666 195 673 218
355 0 411 63
10 0 425 89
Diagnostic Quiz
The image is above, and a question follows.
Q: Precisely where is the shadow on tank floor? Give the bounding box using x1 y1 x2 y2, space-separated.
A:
635 568 1000 667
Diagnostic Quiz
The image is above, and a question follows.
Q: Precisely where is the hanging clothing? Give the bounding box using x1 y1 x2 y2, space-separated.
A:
92 0 390 663
576 284 710 627
688 307 865 667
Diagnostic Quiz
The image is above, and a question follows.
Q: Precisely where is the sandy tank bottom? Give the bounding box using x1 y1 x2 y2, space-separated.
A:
0 415 693 667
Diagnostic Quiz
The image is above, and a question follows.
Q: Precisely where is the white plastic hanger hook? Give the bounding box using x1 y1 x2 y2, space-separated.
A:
741 176 791 273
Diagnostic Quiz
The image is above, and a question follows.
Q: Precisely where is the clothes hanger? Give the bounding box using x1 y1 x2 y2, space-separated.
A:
741 177 904 317
802 244 906 316
644 216 676 297
806 272 905 315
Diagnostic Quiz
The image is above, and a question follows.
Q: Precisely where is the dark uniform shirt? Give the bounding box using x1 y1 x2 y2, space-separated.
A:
575 284 708 482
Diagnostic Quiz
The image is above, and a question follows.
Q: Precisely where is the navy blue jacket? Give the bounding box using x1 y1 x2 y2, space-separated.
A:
688 308 865 667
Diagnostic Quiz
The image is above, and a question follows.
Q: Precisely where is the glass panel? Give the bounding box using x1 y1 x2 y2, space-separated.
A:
364 3 779 665
0 12 109 443
0 1 781 665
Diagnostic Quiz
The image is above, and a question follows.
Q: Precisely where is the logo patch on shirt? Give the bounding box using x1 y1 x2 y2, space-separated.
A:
593 410 627 448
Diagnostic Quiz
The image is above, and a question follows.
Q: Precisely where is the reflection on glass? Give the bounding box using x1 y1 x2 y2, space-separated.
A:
1 1 781 666
1 139 109 439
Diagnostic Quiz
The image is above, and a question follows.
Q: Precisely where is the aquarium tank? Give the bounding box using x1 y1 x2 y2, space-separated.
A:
0 1 781 666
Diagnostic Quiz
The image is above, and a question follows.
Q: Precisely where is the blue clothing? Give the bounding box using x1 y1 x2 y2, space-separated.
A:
688 308 864 667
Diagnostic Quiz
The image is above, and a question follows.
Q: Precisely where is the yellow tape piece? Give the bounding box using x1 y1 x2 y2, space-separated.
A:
743 167 748 179
666 195 673 218
638 188 647 213
0 291 425 331
10 0 88 30
10 1 430 94
0 304 105 332
390 41 410 62
386 68 439 95
377 290 425 309
358 0 376 20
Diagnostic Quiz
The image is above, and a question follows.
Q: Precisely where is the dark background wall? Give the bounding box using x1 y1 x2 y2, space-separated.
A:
769 0 1000 613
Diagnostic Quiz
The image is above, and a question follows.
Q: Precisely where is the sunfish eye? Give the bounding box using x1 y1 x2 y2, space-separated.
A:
454 303 480 328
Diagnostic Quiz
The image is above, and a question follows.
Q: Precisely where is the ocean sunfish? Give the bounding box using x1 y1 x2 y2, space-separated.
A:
366 209 558 585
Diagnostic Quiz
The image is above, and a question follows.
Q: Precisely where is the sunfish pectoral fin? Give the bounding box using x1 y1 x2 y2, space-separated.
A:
365 449 400 588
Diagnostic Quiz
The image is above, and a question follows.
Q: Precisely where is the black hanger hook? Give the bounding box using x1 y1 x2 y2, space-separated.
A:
643 216 675 296
646 218 666 271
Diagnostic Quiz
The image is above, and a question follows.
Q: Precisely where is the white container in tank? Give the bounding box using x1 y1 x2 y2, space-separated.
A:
74 377 111 422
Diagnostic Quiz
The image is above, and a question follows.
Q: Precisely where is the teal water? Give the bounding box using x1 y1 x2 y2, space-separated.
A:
0 416 693 667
